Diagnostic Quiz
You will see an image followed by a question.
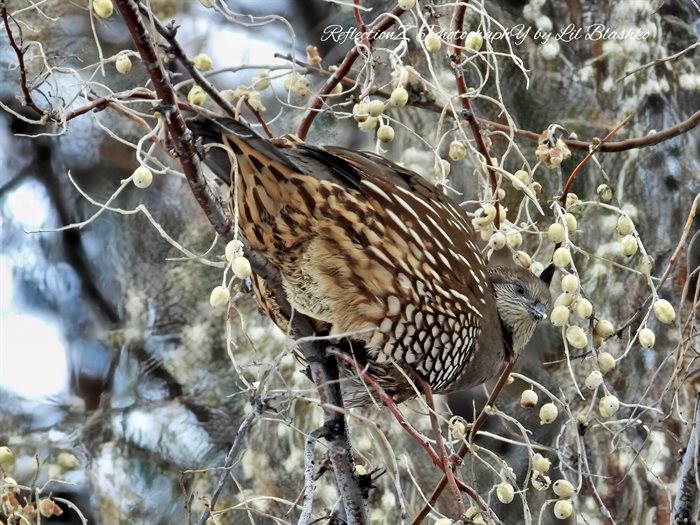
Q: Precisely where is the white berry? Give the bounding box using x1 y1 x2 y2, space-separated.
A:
616 215 634 236
565 325 588 348
574 298 593 319
132 166 153 188
594 319 614 339
560 274 578 293
424 32 442 53
653 299 676 324
553 499 573 519
232 256 252 279
496 483 515 504
389 87 409 107
620 235 638 256
397 0 416 9
93 0 114 18
599 395 620 417
548 223 565 243
597 351 616 373
639 327 655 348
532 453 551 473
552 247 571 267
115 55 132 74
521 389 538 408
377 125 395 142
553 479 575 498
192 53 213 71
209 286 230 307
550 305 570 327
539 402 558 424
584 370 603 389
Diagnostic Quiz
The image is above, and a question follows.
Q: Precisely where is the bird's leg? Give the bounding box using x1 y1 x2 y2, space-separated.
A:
413 372 467 519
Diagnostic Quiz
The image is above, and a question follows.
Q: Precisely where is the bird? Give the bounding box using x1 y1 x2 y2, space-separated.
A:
190 117 552 406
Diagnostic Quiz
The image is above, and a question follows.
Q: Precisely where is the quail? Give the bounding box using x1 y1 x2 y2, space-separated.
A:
191 118 551 406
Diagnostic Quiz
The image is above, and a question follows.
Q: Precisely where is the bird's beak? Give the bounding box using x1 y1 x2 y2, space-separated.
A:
527 301 548 321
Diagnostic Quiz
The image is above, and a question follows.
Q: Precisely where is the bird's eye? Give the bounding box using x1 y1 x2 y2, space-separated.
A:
514 283 525 296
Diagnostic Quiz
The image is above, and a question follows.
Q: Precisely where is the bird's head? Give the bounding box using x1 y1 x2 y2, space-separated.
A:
488 265 552 353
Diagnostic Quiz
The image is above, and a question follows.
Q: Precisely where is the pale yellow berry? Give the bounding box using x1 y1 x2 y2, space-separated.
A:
389 87 409 107
188 85 207 106
560 274 578 293
397 0 416 9
352 102 370 122
132 166 153 188
640 255 654 276
192 53 213 71
489 231 507 251
433 519 454 525
553 499 573 519
367 99 385 117
355 464 367 476
532 453 551 473
550 305 570 327
553 479 575 498
232 256 252 279
465 31 484 52
565 325 588 348
465 506 480 518
599 395 620 417
639 327 655 348
496 187 506 200
452 420 466 440
653 299 676 324
115 55 132 74
565 193 579 209
93 0 114 19
616 215 634 236
563 213 577 234
531 471 551 491
597 351 616 373
0 447 15 466
424 31 442 53
505 229 523 248
575 298 593 319
252 70 271 90
506 374 515 384
473 203 497 228
521 389 538 408
552 247 571 267
448 141 467 161
584 370 603 389
620 235 638 256
548 223 565 243
539 402 558 424
554 292 574 307
199 0 214 6
496 482 515 504
594 319 614 339
513 169 530 188
513 250 531 268
225 240 244 262
209 286 230 307
358 116 378 132
377 125 395 142
596 184 613 203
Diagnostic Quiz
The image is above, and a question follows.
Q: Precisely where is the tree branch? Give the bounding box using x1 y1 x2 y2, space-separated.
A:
672 393 700 524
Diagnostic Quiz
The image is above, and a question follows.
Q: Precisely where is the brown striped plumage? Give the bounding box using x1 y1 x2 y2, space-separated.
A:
192 118 551 406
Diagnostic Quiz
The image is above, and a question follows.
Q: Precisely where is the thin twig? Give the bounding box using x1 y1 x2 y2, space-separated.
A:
450 1 500 227
412 358 518 525
296 5 406 140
